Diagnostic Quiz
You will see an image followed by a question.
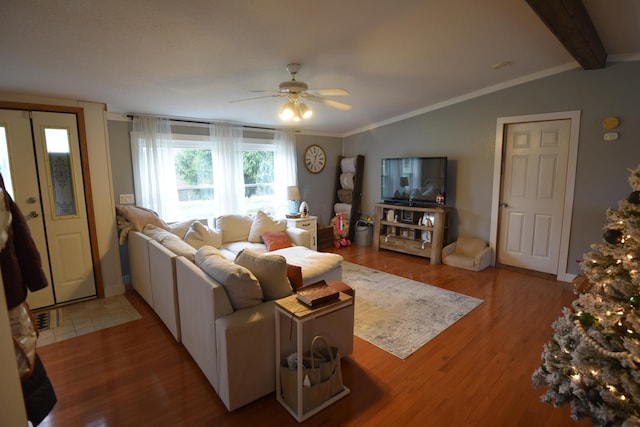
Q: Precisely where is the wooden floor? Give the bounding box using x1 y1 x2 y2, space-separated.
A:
37 245 592 427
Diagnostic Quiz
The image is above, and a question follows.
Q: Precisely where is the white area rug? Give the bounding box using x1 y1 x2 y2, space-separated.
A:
342 261 483 359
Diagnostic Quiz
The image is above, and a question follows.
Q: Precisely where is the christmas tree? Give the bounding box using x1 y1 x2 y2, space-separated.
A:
532 165 640 426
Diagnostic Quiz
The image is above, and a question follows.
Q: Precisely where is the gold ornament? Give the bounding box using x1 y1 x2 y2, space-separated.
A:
572 275 593 294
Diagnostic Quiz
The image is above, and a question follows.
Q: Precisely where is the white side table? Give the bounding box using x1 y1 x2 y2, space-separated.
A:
275 293 352 422
286 216 317 251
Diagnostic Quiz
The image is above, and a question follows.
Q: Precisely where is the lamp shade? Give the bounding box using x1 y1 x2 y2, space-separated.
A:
287 186 300 200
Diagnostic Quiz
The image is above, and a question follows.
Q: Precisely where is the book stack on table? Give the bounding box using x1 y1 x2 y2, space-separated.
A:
296 281 339 308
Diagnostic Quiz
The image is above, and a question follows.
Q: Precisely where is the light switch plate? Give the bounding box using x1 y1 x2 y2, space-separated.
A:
119 194 135 204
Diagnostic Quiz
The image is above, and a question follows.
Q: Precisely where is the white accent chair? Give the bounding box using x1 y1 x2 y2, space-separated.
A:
442 236 492 271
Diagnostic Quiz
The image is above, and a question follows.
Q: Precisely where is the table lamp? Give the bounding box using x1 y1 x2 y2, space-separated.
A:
287 186 301 217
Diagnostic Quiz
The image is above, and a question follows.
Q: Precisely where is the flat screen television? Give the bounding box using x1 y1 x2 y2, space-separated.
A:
381 157 447 206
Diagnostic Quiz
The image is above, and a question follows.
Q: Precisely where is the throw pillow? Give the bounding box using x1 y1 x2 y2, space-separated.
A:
286 264 303 291
234 248 293 300
216 214 254 244
184 221 222 249
196 246 263 310
167 219 199 239
248 210 286 243
261 231 293 251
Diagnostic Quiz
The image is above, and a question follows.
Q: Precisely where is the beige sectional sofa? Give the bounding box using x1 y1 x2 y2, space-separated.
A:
122 209 354 411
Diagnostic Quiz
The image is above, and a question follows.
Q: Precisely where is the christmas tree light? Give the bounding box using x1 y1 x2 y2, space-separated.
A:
532 164 640 426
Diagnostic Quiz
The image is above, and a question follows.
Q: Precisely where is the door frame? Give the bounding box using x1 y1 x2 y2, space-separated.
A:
489 110 581 282
0 101 104 298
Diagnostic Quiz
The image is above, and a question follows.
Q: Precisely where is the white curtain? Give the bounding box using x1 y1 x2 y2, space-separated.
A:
273 128 297 217
210 122 245 215
130 116 179 220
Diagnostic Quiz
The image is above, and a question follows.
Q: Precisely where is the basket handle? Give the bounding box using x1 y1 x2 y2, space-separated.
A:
310 335 334 364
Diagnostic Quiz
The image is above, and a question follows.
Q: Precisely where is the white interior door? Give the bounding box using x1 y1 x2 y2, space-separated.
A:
497 119 571 274
0 109 96 308
0 109 55 308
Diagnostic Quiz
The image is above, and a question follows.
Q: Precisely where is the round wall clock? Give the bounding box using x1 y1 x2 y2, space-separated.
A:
304 144 326 174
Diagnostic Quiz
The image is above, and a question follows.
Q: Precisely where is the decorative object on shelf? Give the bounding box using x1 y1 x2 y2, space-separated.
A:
421 212 434 227
304 144 326 174
299 201 309 218
401 209 414 223
287 186 301 218
386 208 395 222
436 192 445 207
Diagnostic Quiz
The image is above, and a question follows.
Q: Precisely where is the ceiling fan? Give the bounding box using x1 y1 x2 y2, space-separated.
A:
231 63 352 121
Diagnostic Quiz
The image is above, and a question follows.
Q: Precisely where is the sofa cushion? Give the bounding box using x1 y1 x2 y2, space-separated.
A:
196 246 263 310
168 219 200 239
143 224 197 262
216 214 254 244
185 221 222 249
235 248 293 301
248 211 286 243
271 246 343 284
261 231 293 251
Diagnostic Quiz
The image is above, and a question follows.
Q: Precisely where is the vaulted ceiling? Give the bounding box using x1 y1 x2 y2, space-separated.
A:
0 0 638 135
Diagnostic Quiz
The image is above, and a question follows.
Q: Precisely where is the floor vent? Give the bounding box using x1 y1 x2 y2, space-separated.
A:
34 311 51 331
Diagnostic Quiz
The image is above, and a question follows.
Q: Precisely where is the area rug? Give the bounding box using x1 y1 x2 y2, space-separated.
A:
342 261 483 359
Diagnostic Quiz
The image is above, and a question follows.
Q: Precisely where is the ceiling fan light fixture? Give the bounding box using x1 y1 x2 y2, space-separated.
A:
279 100 295 120
299 102 312 119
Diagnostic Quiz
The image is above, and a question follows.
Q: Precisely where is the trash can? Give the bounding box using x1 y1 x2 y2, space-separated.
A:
354 222 373 246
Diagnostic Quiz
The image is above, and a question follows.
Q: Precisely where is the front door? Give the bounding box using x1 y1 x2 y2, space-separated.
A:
0 109 96 308
497 119 571 274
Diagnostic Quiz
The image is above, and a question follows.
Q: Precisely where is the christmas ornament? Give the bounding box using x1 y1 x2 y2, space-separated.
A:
630 295 640 307
572 275 593 294
577 312 596 327
587 389 603 405
603 229 624 244
628 191 640 204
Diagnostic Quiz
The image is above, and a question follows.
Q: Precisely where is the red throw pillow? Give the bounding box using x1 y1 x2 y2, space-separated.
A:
286 264 303 291
261 231 293 251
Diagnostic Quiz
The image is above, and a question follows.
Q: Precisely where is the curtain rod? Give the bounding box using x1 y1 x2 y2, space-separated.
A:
126 114 282 132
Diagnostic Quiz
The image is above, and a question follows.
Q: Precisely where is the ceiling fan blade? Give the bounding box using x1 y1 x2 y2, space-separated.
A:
309 88 350 96
248 89 283 94
229 94 284 104
303 93 352 111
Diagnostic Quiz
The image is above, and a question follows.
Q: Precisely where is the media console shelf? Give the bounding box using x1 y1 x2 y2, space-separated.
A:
373 203 452 264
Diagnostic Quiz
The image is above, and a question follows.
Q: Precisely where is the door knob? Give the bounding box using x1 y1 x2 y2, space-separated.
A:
28 211 39 218
499 202 509 208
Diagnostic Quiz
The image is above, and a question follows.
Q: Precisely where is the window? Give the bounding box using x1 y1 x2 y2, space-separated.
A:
131 118 296 223
169 135 281 221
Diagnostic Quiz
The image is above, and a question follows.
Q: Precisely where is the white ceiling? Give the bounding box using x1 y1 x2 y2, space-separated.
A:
1 0 638 136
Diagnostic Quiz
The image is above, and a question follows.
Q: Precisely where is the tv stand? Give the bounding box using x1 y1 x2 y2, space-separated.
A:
373 203 452 264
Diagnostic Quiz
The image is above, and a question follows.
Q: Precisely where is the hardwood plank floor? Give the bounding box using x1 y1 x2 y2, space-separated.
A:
36 245 591 426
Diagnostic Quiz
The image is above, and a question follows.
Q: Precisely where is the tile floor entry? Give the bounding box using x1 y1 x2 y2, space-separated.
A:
34 294 141 346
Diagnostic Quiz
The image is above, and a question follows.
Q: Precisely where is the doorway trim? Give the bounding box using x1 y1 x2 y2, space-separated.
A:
489 110 581 282
0 100 104 298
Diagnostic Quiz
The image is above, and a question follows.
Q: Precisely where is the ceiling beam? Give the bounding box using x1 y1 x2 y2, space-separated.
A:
525 0 607 69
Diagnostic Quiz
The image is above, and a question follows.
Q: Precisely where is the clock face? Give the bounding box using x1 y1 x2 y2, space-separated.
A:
304 144 326 174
